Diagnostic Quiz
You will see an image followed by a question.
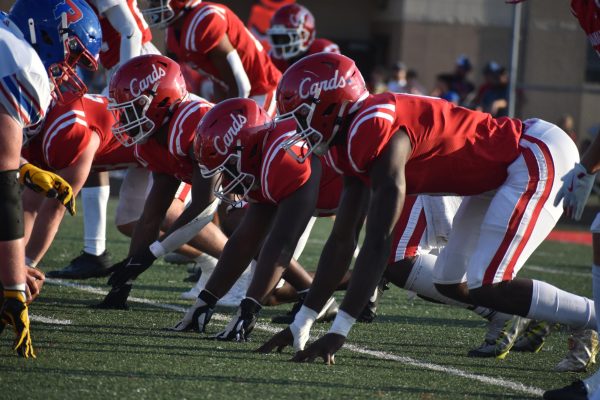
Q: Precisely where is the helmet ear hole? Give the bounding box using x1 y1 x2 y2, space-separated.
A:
40 30 53 45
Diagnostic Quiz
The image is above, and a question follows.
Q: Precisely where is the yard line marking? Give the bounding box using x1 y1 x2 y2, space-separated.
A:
30 314 72 325
46 278 544 397
526 264 589 278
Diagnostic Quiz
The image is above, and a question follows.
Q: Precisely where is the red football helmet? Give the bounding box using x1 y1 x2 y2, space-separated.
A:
108 54 188 147
140 0 202 28
276 52 368 162
194 98 274 205
267 4 316 60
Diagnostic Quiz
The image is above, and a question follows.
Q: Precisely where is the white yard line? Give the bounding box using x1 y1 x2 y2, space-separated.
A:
46 278 544 397
30 314 72 325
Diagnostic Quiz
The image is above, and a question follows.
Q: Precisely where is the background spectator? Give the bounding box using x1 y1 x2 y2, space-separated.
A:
432 73 460 104
450 55 475 106
369 66 388 94
405 69 426 95
387 61 408 93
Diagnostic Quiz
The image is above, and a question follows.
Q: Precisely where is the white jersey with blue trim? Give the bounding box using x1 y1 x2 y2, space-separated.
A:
0 13 51 128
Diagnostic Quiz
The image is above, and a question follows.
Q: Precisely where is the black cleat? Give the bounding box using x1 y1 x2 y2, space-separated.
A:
90 285 132 310
543 380 588 400
47 250 112 279
357 278 389 323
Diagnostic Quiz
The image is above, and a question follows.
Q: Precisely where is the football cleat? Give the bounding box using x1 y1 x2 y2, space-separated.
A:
555 329 599 372
47 250 112 279
512 319 552 353
543 380 588 400
357 278 389 323
468 315 530 359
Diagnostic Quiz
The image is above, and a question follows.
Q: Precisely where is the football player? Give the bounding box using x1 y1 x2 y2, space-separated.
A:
56 0 163 280
259 52 596 364
95 55 342 312
140 0 281 113
267 3 340 73
21 94 138 277
0 0 101 358
183 97 514 345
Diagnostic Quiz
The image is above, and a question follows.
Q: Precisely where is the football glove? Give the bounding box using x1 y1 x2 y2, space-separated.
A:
169 290 218 332
19 163 76 216
107 248 156 289
0 290 35 358
214 297 262 342
92 284 132 310
554 163 596 221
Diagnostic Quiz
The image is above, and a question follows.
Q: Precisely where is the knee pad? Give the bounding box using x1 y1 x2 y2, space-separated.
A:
0 170 24 241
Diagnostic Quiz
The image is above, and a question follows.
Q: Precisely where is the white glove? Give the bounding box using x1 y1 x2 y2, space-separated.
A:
289 305 318 351
213 298 261 342
554 163 596 221
169 294 215 332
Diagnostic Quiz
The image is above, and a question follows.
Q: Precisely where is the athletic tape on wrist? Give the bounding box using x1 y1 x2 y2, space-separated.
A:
328 309 356 338
149 241 167 258
25 256 38 269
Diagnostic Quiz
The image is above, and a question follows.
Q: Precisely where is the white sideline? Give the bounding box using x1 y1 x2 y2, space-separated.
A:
30 314 72 325
46 278 544 397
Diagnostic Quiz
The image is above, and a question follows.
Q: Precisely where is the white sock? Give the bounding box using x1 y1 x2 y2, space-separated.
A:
407 254 468 307
82 185 109 256
527 279 595 330
584 266 600 394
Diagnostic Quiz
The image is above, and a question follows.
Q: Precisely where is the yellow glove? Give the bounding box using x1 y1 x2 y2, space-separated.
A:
0 290 35 358
19 163 76 216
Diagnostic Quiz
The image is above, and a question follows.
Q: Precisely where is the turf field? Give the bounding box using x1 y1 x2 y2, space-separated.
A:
0 199 597 399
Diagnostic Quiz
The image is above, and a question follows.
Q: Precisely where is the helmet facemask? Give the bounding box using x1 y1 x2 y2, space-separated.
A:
141 0 175 28
44 14 98 104
199 148 256 208
108 91 156 147
267 24 310 60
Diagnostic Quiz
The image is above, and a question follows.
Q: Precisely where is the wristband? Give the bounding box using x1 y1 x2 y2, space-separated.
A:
149 240 167 258
25 256 38 269
291 305 318 332
328 309 356 338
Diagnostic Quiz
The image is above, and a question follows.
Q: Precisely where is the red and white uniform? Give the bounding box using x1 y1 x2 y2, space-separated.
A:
134 98 213 184
331 92 579 288
271 38 340 73
88 0 153 70
22 94 137 172
571 0 600 56
247 119 342 216
168 2 281 111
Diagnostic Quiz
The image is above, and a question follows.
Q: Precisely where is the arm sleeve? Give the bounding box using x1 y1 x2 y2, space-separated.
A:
103 2 143 64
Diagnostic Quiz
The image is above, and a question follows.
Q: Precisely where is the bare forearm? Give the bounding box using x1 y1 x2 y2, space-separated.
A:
304 237 356 312
25 200 67 263
246 235 295 302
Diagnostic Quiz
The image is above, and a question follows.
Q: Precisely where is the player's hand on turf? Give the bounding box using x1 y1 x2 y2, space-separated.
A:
214 298 261 342
256 326 294 353
107 249 156 289
554 163 596 221
25 267 45 305
170 295 215 332
92 284 133 310
19 163 76 215
0 290 35 358
291 333 346 365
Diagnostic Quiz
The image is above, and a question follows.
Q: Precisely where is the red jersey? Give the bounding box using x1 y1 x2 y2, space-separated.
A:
134 99 213 183
247 120 342 216
329 92 523 196
271 38 340 73
22 94 137 172
169 2 281 96
571 0 600 56
90 0 153 69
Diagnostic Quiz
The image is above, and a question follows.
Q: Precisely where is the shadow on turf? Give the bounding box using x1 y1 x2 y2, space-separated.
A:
0 361 537 399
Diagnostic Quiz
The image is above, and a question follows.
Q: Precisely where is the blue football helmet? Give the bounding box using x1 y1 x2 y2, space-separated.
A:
9 0 102 104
